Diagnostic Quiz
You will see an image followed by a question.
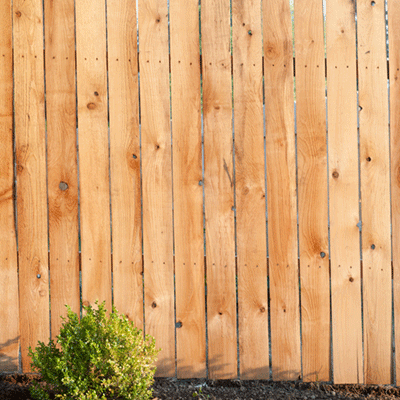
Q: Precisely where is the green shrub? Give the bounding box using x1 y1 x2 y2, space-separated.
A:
28 301 160 400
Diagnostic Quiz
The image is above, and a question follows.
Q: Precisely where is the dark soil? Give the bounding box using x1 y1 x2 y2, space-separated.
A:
2 373 400 399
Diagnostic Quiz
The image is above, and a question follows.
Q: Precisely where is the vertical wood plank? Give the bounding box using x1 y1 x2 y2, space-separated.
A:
13 0 50 371
357 0 391 384
326 0 363 384
263 0 301 380
233 0 269 380
0 0 19 372
44 0 80 338
138 0 175 376
76 0 112 309
388 0 400 385
107 0 143 330
202 0 237 379
294 0 330 382
170 0 206 378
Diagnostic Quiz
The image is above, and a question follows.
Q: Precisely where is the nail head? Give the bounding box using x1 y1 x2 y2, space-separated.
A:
59 181 68 191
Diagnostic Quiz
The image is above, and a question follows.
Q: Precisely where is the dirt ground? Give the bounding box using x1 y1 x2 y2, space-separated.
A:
2 374 400 400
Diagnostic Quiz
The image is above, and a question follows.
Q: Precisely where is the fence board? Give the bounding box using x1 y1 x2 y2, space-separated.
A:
389 0 400 385
357 0 391 384
75 0 112 309
263 0 301 381
170 0 206 378
107 0 143 330
294 0 330 382
0 0 19 372
326 0 363 384
13 0 50 371
202 0 237 379
138 0 175 377
232 0 269 379
44 0 80 338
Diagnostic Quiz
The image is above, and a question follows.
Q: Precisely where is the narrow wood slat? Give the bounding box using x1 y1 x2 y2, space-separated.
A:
170 0 206 378
44 0 80 338
13 0 50 371
263 0 301 381
326 0 363 384
388 0 400 385
0 0 19 372
138 0 175 377
232 0 269 380
294 0 330 382
202 0 237 379
76 0 112 309
357 0 391 384
108 0 143 329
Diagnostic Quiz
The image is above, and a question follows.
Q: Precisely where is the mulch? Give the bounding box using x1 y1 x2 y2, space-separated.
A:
2 373 400 399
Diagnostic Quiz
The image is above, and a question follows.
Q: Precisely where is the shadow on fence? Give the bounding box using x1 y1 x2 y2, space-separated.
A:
156 354 307 382
0 337 19 373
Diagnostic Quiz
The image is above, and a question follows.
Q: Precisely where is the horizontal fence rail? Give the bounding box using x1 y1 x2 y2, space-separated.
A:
0 0 399 385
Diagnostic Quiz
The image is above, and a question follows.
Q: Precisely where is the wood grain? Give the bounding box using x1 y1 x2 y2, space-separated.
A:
108 0 143 330
388 0 400 385
357 0 391 384
44 0 80 338
294 0 330 382
13 0 50 371
0 0 19 372
326 0 363 384
138 0 175 377
233 0 269 380
263 0 301 381
75 0 112 309
170 0 206 378
202 0 237 379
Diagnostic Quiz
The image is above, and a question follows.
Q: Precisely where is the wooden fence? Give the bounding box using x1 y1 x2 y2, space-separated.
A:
1 0 400 385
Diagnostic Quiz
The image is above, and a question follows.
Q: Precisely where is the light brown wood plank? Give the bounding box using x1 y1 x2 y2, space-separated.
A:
263 0 301 381
170 0 206 378
357 0 391 384
294 0 330 382
388 0 400 385
13 0 50 371
44 0 80 338
233 0 269 380
75 0 112 309
202 0 237 379
138 0 175 377
326 0 363 384
0 0 19 372
107 0 143 330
